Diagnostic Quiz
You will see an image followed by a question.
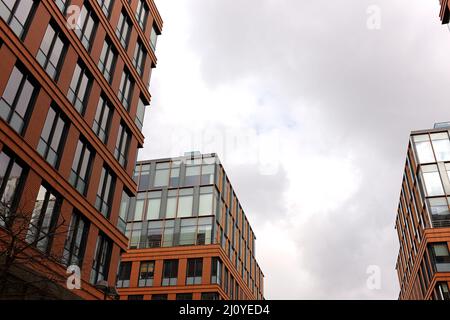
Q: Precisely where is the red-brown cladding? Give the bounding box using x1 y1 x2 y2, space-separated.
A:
0 0 162 299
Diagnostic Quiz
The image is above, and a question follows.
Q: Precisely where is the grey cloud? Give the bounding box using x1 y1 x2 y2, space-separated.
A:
150 0 449 299
222 164 290 225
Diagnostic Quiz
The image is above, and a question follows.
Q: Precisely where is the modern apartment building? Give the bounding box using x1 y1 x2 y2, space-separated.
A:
395 123 450 300
439 0 450 24
116 152 265 300
0 0 162 299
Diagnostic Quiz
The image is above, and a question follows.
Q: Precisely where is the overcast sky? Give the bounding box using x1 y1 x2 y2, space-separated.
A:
139 0 450 299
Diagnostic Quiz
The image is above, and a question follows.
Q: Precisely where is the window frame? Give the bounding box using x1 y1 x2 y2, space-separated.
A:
0 64 39 135
117 69 134 110
138 260 155 287
95 166 116 218
26 184 62 253
90 233 112 284
92 95 112 144
115 11 131 48
98 38 117 83
162 259 178 286
75 4 98 52
67 62 92 115
1 0 37 39
69 138 95 195
0 148 27 227
62 211 89 267
186 258 203 285
36 22 67 81
114 122 131 167
37 104 69 169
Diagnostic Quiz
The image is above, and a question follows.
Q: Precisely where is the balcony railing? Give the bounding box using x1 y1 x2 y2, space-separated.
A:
432 219 450 228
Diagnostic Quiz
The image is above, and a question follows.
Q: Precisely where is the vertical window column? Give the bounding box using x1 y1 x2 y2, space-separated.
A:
37 105 68 168
0 65 38 134
26 184 61 253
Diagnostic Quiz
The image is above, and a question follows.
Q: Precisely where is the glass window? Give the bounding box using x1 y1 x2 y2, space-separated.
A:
0 65 38 134
169 161 181 187
185 165 201 186
98 38 117 83
179 218 196 246
162 260 178 286
67 62 92 114
1 0 36 38
199 186 213 216
0 149 26 226
118 190 131 233
414 135 435 164
211 257 222 285
162 219 174 247
139 261 154 287
128 295 143 300
69 139 94 195
431 133 450 162
197 217 213 245
165 190 177 219
115 11 131 48
176 293 193 300
26 184 61 253
135 0 148 30
150 24 159 51
429 243 450 272
116 262 131 288
434 282 450 300
152 294 167 300
147 191 161 220
422 165 444 196
54 0 68 13
118 69 134 110
96 0 114 18
138 164 151 191
147 221 163 248
154 162 169 187
224 268 229 294
62 211 89 267
92 95 112 144
132 40 146 77
177 188 194 218
201 163 215 185
114 123 130 167
447 163 450 184
134 193 145 221
37 23 67 80
90 233 112 284
126 222 142 249
428 198 450 217
201 292 219 300
37 105 68 168
95 166 115 218
75 4 97 51
135 97 146 130
186 258 202 285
